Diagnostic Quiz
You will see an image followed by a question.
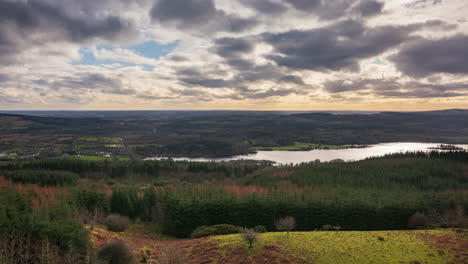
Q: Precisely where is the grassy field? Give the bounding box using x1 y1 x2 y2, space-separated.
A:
212 230 465 264
252 142 350 151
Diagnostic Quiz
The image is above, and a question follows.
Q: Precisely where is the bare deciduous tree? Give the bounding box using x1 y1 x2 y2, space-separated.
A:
275 216 296 235
241 228 258 249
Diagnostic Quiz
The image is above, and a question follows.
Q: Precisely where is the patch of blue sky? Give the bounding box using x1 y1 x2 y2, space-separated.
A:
73 41 177 71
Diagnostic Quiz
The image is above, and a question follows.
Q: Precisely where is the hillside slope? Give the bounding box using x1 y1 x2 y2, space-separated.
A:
89 227 467 264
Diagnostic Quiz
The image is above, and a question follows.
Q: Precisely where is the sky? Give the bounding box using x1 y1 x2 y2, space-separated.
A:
0 0 467 111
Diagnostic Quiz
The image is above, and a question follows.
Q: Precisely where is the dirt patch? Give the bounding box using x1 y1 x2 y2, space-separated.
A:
414 231 468 264
185 239 220 264
89 227 311 264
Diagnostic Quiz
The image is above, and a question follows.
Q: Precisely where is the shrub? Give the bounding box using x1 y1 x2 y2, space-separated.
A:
254 225 267 233
105 214 131 232
241 228 258 248
191 224 241 238
408 212 428 229
97 240 134 264
321 225 333 231
275 216 296 234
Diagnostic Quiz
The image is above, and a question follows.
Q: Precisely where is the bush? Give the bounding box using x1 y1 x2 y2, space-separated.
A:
254 225 267 233
97 240 134 264
408 212 428 229
241 228 258 248
105 214 131 232
191 224 241 238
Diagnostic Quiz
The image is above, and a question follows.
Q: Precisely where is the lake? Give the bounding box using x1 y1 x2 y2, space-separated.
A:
146 142 468 165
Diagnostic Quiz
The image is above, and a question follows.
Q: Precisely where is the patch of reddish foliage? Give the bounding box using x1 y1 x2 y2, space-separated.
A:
0 176 10 186
0 176 67 209
414 231 468 264
185 239 220 264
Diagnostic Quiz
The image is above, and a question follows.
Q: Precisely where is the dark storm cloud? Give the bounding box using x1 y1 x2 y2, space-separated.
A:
285 0 384 20
390 34 468 77
239 0 288 15
0 0 133 63
323 78 468 98
262 19 448 72
150 0 258 33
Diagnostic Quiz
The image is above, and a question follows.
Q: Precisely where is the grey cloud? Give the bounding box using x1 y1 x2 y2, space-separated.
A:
0 73 10 82
137 94 176 100
243 88 299 99
179 77 231 88
167 55 189 62
0 0 133 64
279 75 305 85
175 62 307 93
390 34 468 77
324 78 401 93
406 0 442 9
285 0 320 11
352 0 384 17
51 73 136 95
214 37 255 58
262 20 441 72
0 95 23 104
323 78 468 98
150 0 258 33
151 0 217 26
240 0 288 15
286 0 384 20
0 1 131 41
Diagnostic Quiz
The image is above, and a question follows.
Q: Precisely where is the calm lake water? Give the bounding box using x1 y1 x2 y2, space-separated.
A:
146 142 468 165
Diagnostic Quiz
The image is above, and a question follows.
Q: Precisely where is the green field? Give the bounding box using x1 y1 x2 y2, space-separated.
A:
252 142 350 151
213 230 460 264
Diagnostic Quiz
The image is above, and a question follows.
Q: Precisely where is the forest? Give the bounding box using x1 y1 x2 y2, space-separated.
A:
1 151 467 262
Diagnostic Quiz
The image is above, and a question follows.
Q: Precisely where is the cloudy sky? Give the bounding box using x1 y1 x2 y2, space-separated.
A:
1 0 467 110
